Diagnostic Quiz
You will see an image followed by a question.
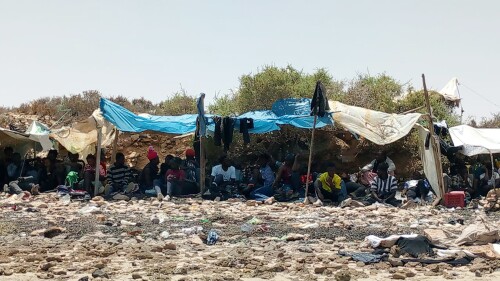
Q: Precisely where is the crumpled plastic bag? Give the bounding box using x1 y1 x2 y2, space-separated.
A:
454 218 500 246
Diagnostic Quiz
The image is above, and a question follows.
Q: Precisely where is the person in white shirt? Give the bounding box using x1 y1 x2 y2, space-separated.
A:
208 155 236 200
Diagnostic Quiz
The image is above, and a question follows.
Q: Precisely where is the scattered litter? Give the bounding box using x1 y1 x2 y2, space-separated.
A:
207 230 219 245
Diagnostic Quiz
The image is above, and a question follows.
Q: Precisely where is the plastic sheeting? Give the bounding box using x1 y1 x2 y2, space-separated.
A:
0 121 52 156
449 125 500 156
51 109 115 157
328 101 422 145
100 98 333 135
438 78 461 102
417 125 442 198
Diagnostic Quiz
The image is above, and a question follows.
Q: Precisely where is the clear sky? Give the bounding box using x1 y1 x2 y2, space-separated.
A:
1 0 499 120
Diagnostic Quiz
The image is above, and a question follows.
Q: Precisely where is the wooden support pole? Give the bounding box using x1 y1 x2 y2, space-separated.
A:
422 74 446 201
94 127 103 197
199 95 206 195
303 114 318 203
111 129 119 164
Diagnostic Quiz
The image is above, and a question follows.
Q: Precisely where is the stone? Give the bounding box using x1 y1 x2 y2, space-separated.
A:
51 267 67 275
132 273 142 279
164 243 177 250
46 256 62 262
152 218 160 224
334 270 351 281
0 257 10 264
405 270 416 277
475 270 482 277
356 261 365 267
31 229 46 236
43 227 65 238
298 246 313 253
7 249 19 256
134 252 153 259
314 266 326 274
92 269 109 279
95 263 106 269
78 277 89 281
286 233 305 241
392 273 406 280
96 214 106 222
25 255 44 262
40 262 55 271
389 258 403 267
92 196 104 202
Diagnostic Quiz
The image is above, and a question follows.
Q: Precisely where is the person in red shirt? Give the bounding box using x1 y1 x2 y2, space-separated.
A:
164 158 186 201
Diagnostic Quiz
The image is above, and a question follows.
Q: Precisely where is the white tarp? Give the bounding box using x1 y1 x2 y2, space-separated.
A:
26 121 53 151
449 125 500 156
438 78 461 102
50 109 115 157
417 125 442 198
328 101 422 145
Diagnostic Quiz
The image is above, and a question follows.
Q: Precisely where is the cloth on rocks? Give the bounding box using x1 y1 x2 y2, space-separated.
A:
401 257 473 266
338 251 387 263
396 235 437 258
365 234 419 248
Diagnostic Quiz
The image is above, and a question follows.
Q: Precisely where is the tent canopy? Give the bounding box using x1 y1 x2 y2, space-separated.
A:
100 97 333 135
328 101 422 145
449 125 500 156
0 121 52 156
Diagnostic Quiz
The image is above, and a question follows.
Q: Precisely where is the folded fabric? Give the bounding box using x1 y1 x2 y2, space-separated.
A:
396 236 437 258
339 251 387 263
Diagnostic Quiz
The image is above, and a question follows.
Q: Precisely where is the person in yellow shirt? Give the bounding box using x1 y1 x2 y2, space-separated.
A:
314 163 347 203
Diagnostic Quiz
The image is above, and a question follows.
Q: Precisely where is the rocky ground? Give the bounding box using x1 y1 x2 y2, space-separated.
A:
0 193 499 281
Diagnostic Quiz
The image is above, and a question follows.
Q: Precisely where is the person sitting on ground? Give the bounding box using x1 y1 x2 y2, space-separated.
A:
208 155 236 200
477 164 500 197
82 154 106 196
368 151 396 176
273 153 301 198
369 162 400 207
66 152 85 178
342 171 368 199
5 153 39 195
314 163 347 204
139 146 163 200
162 157 186 201
105 152 137 196
404 171 435 203
183 149 199 183
38 149 66 192
249 153 276 201
448 164 474 195
159 154 174 182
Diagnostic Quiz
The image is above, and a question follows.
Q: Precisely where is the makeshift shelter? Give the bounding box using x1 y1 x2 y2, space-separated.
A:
99 97 333 134
0 121 52 156
449 125 500 171
50 109 115 158
439 78 461 103
327 100 444 198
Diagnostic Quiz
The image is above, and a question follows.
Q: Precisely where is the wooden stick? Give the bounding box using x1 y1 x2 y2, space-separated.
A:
304 114 318 203
111 129 119 164
422 74 446 201
402 105 425 115
94 127 103 197
199 95 206 195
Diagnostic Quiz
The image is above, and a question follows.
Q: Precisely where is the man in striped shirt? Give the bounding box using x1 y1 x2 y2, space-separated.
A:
105 152 134 195
370 162 400 207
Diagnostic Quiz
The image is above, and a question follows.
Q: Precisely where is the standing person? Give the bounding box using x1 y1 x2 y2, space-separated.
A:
208 155 236 200
368 151 396 176
139 146 163 200
369 162 400 207
106 152 136 195
314 163 347 204
249 154 276 201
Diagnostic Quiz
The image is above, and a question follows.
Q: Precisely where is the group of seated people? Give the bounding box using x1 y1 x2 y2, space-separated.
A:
2 144 498 207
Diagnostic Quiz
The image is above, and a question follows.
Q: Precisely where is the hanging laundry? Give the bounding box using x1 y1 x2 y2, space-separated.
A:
310 81 330 117
239 118 254 144
222 117 235 152
213 117 222 146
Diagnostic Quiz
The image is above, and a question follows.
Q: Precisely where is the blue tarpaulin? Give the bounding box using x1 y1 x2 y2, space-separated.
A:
100 97 333 135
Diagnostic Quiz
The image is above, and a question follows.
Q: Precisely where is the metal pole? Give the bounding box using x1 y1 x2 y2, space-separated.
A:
94 127 103 196
303 114 318 203
422 74 446 201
